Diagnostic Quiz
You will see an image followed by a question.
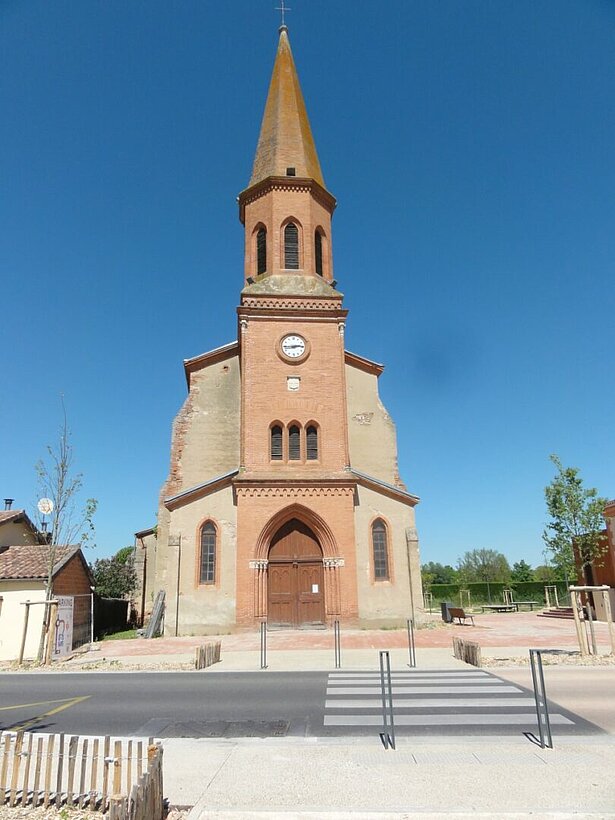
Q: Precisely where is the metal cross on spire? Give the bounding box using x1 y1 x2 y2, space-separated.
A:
275 0 291 28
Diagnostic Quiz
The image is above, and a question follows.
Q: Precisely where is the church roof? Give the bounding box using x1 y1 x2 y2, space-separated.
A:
248 27 325 189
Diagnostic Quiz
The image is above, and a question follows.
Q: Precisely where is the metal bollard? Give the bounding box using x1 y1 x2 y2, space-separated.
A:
379 650 396 750
334 619 341 669
407 617 416 668
529 649 552 749
260 620 268 669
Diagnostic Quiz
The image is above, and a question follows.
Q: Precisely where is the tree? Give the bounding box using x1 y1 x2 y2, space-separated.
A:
457 549 511 583
91 548 137 599
34 402 97 661
543 454 607 580
511 560 533 583
421 562 458 585
533 563 558 582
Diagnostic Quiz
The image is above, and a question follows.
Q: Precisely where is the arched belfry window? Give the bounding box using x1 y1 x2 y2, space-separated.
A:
371 519 390 581
199 521 217 584
270 425 283 461
306 425 318 460
284 223 299 269
256 227 267 275
314 230 323 276
288 424 301 460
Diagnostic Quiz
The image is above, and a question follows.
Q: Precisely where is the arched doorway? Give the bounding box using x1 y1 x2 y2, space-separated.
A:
267 518 325 627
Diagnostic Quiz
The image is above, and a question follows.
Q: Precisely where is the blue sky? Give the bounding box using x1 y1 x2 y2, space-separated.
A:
1 0 613 568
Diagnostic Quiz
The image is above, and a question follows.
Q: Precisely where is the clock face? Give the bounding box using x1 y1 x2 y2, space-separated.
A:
281 334 306 359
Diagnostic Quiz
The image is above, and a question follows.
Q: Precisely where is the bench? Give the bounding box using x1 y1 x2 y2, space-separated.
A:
514 600 539 611
481 604 517 613
449 607 475 626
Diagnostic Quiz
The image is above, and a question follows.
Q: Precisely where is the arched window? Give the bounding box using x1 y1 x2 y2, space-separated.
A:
199 522 217 584
256 227 267 275
306 425 318 460
288 424 301 460
270 425 283 460
314 230 323 276
371 519 390 580
284 222 299 269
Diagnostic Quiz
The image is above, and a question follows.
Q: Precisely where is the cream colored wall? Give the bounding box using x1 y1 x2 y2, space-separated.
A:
0 581 46 661
0 521 39 547
345 364 402 486
174 354 240 491
161 485 237 635
155 352 241 618
353 485 422 626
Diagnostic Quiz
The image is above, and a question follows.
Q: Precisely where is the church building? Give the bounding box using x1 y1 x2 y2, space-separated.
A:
147 26 422 634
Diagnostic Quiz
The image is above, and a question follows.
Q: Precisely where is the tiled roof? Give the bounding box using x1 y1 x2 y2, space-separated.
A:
0 545 79 580
0 510 26 524
248 28 325 188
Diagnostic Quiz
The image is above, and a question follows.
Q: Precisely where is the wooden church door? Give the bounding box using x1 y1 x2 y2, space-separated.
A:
267 519 325 627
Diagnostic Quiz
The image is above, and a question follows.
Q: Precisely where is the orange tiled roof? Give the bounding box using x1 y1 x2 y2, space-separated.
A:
0 545 78 580
249 28 325 188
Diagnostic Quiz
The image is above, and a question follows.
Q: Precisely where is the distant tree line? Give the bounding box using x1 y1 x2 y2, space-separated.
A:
422 454 608 590
421 551 559 589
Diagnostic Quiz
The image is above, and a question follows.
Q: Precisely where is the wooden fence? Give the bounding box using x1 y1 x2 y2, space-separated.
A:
195 640 221 670
452 636 482 667
0 731 163 818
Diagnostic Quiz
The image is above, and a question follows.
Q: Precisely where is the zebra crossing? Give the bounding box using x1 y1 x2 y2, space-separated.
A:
323 669 586 736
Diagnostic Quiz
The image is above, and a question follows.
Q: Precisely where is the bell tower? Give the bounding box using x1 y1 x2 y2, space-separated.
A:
233 26 359 625
238 26 336 283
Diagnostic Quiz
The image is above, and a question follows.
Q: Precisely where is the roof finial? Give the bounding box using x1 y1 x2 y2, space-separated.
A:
275 0 291 31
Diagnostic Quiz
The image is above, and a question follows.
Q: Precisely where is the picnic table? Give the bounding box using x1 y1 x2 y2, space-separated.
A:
480 601 540 613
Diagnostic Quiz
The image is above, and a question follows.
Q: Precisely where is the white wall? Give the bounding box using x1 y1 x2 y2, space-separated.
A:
0 581 47 661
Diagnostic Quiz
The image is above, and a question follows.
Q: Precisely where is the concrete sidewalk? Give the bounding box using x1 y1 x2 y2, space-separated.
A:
161 734 615 818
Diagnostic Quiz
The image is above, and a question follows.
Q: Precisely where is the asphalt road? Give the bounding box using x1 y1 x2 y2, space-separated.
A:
0 667 607 739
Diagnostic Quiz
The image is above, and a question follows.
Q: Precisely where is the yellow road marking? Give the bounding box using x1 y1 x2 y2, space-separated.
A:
0 697 87 712
3 695 91 732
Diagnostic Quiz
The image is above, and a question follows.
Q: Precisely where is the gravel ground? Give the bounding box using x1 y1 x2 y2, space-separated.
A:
483 651 615 667
0 808 188 819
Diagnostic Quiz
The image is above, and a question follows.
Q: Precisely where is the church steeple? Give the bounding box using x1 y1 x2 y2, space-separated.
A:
238 28 336 286
249 27 325 189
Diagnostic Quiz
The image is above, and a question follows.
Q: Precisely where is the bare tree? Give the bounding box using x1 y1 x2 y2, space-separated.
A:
34 400 97 661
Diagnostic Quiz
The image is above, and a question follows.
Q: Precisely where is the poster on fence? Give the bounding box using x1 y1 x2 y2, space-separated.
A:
53 596 74 657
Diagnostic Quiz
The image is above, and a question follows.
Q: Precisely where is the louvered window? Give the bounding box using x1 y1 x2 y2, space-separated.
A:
271 425 283 460
200 522 217 584
306 425 318 460
315 231 323 276
372 519 389 580
284 223 299 269
256 228 267 275
288 425 301 460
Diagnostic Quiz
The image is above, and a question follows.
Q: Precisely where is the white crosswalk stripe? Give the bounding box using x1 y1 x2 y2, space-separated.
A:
323 669 575 732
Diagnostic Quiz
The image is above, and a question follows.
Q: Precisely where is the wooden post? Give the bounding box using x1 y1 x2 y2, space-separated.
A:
113 740 122 797
43 734 55 807
20 732 33 807
601 589 615 656
0 732 11 803
55 733 65 808
101 735 110 812
89 737 99 810
66 735 78 806
45 602 59 665
31 735 44 807
78 737 88 809
9 732 24 807
571 590 589 656
18 603 31 665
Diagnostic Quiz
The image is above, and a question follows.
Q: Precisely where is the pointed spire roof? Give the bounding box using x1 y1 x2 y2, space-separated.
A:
249 27 325 188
